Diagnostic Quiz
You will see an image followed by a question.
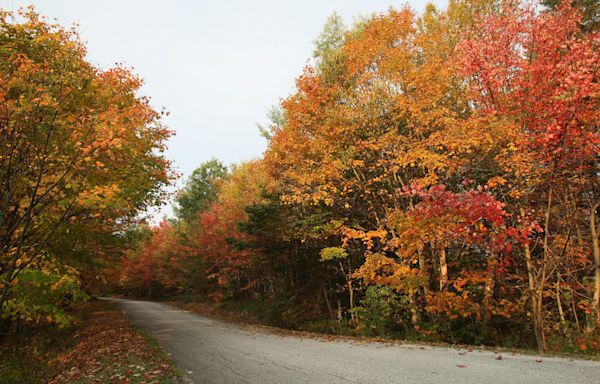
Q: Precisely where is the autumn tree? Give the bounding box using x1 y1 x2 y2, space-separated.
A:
191 161 268 298
542 0 599 30
264 1 499 326
458 0 599 350
118 221 203 296
174 159 228 224
113 0 599 353
0 8 173 322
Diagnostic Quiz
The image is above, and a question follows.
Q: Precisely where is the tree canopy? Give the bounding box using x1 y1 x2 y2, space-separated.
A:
0 7 173 326
174 159 228 224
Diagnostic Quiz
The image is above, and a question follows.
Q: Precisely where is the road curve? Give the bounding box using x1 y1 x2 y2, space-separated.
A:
106 297 599 384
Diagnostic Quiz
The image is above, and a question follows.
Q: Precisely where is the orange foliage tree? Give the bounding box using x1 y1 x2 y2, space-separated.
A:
192 161 269 299
0 8 173 323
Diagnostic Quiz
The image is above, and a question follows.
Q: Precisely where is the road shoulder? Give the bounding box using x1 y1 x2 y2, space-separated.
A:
168 299 600 363
48 300 182 383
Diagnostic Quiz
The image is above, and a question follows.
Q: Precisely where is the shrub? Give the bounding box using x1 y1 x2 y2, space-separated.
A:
2 264 88 328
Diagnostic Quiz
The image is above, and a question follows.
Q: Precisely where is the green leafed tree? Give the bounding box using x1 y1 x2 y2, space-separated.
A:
312 12 347 82
174 159 228 224
257 104 286 142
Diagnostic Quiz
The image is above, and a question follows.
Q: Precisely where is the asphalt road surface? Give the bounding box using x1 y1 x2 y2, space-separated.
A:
107 297 600 384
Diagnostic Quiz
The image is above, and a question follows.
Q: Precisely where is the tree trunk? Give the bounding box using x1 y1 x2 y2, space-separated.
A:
321 284 335 319
483 255 496 323
0 318 11 342
439 247 448 291
348 279 355 323
521 206 546 352
556 272 566 335
417 248 429 295
590 203 600 330
338 260 356 324
408 287 420 325
527 188 554 353
0 285 10 318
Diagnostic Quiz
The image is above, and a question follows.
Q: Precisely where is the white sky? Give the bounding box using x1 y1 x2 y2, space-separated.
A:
1 0 446 219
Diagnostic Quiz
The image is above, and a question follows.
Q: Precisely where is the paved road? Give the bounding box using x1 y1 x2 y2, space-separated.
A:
107 298 600 384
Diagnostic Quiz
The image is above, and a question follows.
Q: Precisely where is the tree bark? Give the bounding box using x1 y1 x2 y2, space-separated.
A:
483 255 496 323
321 283 335 319
338 260 356 324
590 203 599 330
556 272 566 335
439 247 448 291
522 208 545 352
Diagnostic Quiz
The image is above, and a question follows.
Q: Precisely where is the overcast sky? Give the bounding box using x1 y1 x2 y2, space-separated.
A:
2 0 446 218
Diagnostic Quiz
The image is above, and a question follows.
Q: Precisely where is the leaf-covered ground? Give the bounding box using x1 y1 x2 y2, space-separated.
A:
0 300 180 384
48 301 180 383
